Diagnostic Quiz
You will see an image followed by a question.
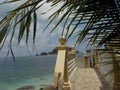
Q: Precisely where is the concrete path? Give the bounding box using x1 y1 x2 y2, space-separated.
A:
70 58 112 90
71 68 102 90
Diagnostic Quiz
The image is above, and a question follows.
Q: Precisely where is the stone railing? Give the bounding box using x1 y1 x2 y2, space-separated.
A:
82 51 93 68
53 36 76 90
97 51 120 90
82 44 99 68
83 45 120 90
67 46 77 80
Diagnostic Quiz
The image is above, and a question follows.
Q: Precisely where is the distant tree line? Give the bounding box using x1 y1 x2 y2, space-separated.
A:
36 47 79 56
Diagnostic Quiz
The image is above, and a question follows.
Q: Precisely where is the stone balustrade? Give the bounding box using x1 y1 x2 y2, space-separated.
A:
52 37 120 90
53 36 77 90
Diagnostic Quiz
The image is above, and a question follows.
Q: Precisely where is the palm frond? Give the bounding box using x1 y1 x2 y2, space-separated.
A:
44 1 120 72
0 0 44 50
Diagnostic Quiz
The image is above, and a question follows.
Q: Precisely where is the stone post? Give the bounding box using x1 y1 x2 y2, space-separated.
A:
84 51 88 68
57 36 71 90
58 36 67 50
71 45 77 69
112 54 120 90
94 44 99 68
71 45 76 58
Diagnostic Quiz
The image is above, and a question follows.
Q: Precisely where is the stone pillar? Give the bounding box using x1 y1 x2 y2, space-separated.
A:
94 44 99 68
84 51 88 68
71 45 76 58
57 36 71 90
112 54 120 90
58 36 68 50
113 83 120 90
70 45 77 70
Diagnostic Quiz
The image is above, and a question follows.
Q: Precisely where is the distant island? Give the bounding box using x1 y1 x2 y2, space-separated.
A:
35 47 57 56
35 47 79 56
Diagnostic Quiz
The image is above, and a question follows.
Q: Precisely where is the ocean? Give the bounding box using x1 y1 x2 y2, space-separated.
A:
0 53 82 90
0 55 56 90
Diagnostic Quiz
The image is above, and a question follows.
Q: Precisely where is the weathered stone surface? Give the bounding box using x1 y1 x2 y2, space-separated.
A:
70 58 112 90
71 68 102 90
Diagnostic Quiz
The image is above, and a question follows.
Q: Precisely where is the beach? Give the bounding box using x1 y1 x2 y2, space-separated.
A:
0 55 56 90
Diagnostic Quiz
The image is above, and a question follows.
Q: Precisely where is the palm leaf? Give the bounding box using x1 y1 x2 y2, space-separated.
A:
33 11 37 44
0 21 10 44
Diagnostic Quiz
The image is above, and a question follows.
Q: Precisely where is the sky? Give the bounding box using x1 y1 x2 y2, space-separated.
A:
0 0 87 57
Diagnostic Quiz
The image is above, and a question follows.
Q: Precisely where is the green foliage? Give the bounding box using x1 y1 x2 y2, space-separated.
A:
45 0 120 56
46 0 120 77
0 0 119 80
0 0 45 58
0 0 120 57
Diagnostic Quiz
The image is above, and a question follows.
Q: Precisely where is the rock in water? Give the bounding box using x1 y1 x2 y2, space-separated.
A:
16 85 35 90
42 85 57 90
39 88 43 90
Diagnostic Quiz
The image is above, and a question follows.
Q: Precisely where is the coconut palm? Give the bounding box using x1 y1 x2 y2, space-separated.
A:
47 0 120 79
0 0 120 60
46 0 120 70
0 0 119 51
0 0 44 49
0 0 120 86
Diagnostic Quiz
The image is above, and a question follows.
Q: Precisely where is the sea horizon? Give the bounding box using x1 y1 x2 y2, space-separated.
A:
0 53 82 90
0 55 56 90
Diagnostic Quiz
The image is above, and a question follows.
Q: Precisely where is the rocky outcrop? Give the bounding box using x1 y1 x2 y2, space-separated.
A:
16 85 35 90
40 85 57 90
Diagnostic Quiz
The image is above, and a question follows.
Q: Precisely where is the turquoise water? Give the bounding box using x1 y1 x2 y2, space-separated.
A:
0 55 56 90
0 53 82 90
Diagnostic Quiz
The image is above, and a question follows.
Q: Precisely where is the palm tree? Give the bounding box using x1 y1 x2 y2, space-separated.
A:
46 0 120 71
0 0 44 49
0 0 119 51
0 0 120 67
50 0 120 84
0 0 51 58
0 0 120 88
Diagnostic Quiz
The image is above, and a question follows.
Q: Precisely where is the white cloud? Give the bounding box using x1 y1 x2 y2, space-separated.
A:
0 1 86 57
37 1 64 21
